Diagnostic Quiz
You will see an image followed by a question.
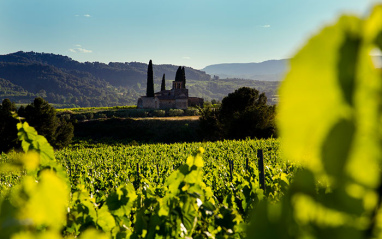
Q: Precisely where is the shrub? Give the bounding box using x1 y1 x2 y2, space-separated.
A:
168 109 184 117
153 110 166 117
184 108 199 116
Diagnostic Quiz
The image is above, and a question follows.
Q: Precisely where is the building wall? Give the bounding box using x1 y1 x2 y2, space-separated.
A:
139 97 157 109
173 88 188 98
137 84 202 110
159 99 175 109
188 97 204 107
175 98 188 109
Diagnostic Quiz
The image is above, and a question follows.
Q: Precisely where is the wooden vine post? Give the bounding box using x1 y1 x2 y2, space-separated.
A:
229 160 233 182
257 149 265 191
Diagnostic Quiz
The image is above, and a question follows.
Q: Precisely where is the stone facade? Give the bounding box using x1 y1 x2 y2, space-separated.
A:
137 63 204 110
137 81 203 110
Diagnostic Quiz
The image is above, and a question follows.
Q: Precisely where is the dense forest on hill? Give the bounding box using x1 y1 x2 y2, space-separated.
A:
0 51 280 107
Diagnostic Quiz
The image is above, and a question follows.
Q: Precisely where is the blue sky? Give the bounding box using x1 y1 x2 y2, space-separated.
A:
0 0 379 69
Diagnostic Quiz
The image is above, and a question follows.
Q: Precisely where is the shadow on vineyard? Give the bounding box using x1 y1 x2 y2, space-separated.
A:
1 4 382 239
73 117 201 144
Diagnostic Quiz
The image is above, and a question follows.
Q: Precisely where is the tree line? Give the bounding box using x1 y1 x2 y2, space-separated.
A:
0 97 74 153
199 87 276 140
0 86 275 153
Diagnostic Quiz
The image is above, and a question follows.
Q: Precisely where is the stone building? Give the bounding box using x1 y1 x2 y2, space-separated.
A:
137 64 204 109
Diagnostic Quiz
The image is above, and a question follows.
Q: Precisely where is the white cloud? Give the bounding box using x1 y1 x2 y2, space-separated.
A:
69 47 92 53
260 25 271 28
182 56 191 60
75 14 91 18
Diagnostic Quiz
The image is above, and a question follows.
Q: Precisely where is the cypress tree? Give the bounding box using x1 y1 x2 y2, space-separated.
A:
175 66 182 82
146 60 154 97
181 67 186 88
161 74 166 91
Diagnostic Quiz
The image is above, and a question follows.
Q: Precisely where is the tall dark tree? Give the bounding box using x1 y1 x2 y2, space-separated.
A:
175 66 182 82
220 87 275 139
21 97 57 143
19 97 74 149
181 67 186 88
0 99 19 152
198 106 222 141
161 74 166 91
199 87 276 140
146 60 154 97
53 118 74 149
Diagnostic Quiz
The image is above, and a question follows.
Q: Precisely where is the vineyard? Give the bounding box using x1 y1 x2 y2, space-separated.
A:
0 133 294 238
1 4 382 239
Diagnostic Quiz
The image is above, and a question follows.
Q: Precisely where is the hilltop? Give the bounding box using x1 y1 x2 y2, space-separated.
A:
0 52 280 107
202 59 288 81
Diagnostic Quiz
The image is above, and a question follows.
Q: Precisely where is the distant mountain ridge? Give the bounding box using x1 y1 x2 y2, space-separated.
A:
202 59 289 81
0 51 211 107
0 51 211 86
0 51 281 107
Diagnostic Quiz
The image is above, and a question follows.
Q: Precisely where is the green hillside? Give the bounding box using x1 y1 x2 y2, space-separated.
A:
0 51 280 107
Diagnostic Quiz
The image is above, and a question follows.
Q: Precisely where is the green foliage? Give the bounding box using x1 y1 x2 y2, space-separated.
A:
1 124 291 238
21 97 58 143
54 118 75 149
200 87 276 140
168 109 184 117
0 98 73 153
250 5 382 238
2 4 381 239
0 121 69 238
152 110 166 117
19 97 74 149
220 87 276 139
198 106 222 141
184 108 199 116
0 99 19 152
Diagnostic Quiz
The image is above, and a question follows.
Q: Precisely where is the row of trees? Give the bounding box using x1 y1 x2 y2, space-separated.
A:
0 87 275 152
0 97 74 153
199 87 276 140
146 60 187 97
